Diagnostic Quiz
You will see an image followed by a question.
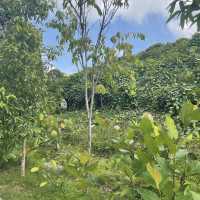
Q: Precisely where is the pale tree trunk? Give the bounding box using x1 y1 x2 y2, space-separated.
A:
88 113 92 154
85 75 96 154
21 138 26 177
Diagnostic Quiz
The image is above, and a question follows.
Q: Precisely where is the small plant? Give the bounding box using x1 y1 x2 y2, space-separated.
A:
31 102 200 199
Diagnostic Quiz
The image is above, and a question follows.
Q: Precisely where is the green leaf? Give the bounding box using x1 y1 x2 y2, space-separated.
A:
79 153 90 165
190 191 200 200
146 163 162 190
138 189 160 200
180 102 194 125
180 102 200 126
31 167 39 173
140 113 154 135
165 115 178 140
190 108 200 121
40 181 48 187
96 84 107 95
50 160 57 169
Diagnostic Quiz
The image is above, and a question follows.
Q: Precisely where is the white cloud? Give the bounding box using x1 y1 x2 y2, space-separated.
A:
116 0 196 38
117 0 170 24
167 20 197 38
54 0 197 38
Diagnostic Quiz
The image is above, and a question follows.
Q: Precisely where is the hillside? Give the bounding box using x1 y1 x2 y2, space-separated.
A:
49 33 200 114
135 34 200 114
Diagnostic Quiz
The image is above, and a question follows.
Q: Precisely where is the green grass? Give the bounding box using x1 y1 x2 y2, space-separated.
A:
0 166 65 200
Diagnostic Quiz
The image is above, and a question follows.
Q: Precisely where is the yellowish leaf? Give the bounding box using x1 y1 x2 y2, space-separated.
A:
40 181 48 187
51 160 57 169
165 115 178 140
146 163 162 190
31 167 39 173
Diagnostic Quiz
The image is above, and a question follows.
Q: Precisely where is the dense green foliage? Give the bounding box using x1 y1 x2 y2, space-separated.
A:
48 34 200 113
135 34 200 114
168 0 200 31
0 0 53 31
0 88 20 164
30 102 200 200
0 0 200 199
0 0 51 166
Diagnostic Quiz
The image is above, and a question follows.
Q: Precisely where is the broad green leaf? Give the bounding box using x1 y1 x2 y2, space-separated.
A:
51 160 57 169
185 133 193 142
40 181 48 187
176 193 191 200
31 167 39 173
138 189 160 200
190 109 200 121
51 130 58 138
165 115 178 140
146 163 162 189
180 102 194 125
190 191 200 200
140 113 154 135
96 84 107 95
39 113 44 121
79 153 90 165
119 149 130 154
176 149 188 160
153 125 160 137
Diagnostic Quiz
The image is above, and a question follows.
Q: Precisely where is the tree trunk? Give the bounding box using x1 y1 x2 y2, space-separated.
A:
21 138 26 177
86 75 95 154
88 113 92 154
100 95 103 107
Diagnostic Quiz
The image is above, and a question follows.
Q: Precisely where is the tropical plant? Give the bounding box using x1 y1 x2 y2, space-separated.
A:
31 102 200 199
168 0 200 31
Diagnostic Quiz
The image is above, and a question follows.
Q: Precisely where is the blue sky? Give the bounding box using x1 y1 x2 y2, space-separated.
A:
43 0 197 74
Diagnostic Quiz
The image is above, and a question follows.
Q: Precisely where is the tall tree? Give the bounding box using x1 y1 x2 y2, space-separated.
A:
50 0 131 153
0 18 47 175
0 0 52 175
0 0 53 31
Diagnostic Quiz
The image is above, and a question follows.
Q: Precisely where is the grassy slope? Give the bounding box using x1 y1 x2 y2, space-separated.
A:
0 166 66 200
0 110 129 200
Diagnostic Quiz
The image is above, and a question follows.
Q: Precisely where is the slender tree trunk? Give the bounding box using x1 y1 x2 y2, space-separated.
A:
21 138 26 177
100 95 103 107
85 74 91 153
88 113 92 154
85 73 90 118
86 75 95 154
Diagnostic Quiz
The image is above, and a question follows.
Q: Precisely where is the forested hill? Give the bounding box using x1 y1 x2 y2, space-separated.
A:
135 33 200 114
48 33 200 114
139 34 200 61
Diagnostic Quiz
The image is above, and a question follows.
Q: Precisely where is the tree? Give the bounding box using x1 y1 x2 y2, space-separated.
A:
0 18 47 175
98 39 139 109
0 0 53 175
50 0 131 154
0 0 53 31
168 0 200 31
0 87 21 167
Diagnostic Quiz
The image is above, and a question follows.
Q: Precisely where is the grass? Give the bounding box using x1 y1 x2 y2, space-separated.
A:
0 166 66 200
0 110 173 199
0 110 127 200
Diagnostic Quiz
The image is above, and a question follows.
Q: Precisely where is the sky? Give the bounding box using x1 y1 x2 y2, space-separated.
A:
43 0 197 74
